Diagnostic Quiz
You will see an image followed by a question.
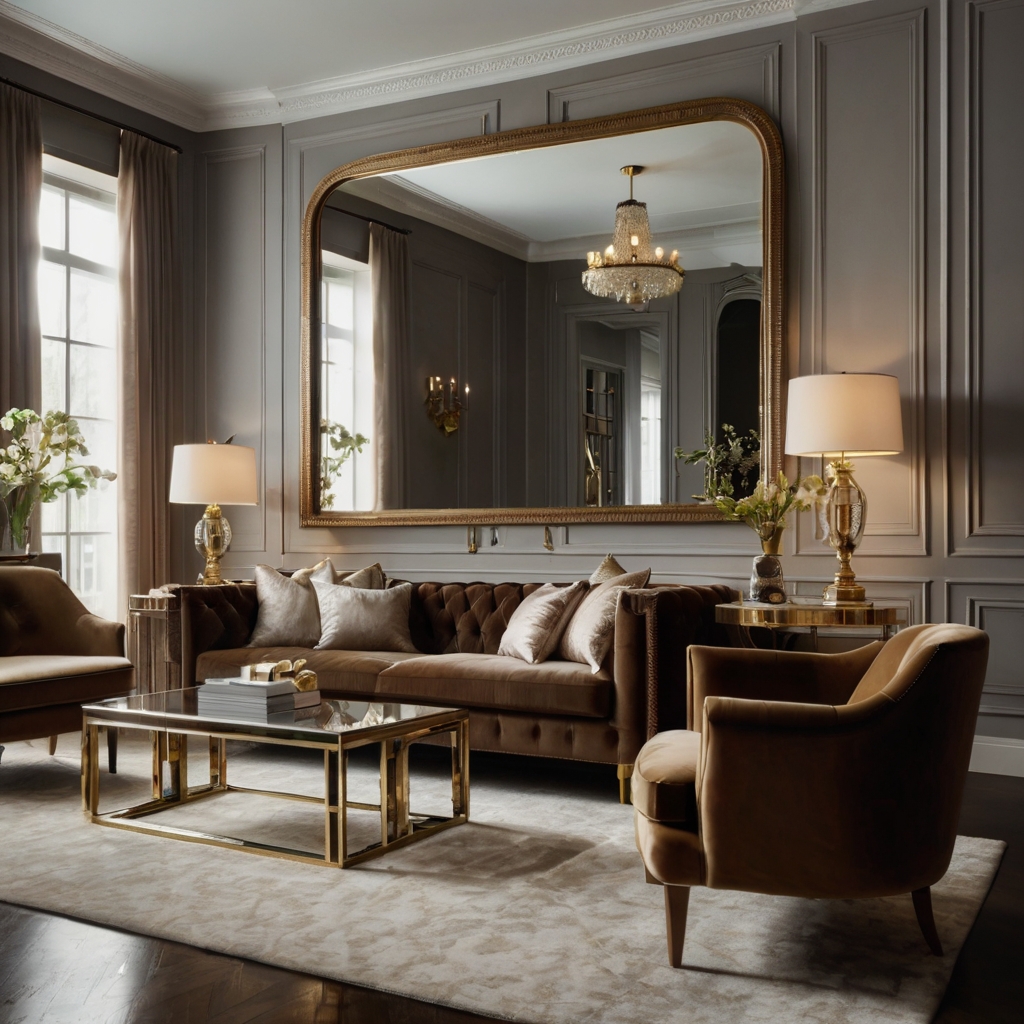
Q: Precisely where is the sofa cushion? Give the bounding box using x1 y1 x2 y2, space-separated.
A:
560 568 650 673
314 581 418 653
632 729 701 825
0 656 134 712
497 582 589 664
377 653 612 717
248 561 332 648
197 647 424 696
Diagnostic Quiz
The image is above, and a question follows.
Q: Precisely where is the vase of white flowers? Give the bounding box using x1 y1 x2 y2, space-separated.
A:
714 472 825 603
0 409 116 553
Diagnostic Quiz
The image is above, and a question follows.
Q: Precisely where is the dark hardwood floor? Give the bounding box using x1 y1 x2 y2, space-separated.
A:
1 758 1022 1024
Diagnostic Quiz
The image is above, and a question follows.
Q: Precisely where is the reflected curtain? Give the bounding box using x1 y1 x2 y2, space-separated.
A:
369 223 408 510
117 132 179 606
0 83 42 415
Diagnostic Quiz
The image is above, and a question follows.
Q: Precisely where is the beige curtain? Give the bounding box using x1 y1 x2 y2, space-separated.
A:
0 83 42 415
369 223 408 510
117 131 179 605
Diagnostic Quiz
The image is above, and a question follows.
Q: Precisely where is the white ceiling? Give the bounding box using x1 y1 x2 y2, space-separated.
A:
339 120 763 270
0 0 824 130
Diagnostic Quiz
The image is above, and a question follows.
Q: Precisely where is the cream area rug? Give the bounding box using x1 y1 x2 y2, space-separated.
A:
0 733 1004 1024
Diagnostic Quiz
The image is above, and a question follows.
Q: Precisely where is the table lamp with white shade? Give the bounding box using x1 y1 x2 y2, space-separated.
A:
169 442 258 585
785 373 904 605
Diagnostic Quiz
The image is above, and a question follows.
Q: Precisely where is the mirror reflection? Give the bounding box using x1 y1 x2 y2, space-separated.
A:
316 119 763 513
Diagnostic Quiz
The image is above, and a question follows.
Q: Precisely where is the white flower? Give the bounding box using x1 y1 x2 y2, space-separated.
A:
0 463 15 479
0 416 12 431
6 444 20 459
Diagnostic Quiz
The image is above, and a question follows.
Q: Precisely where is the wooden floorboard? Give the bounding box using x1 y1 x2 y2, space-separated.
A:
1 759 1021 1023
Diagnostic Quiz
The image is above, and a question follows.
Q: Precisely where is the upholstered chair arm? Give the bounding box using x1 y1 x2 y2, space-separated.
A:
696 692 944 899
72 613 126 657
686 642 884 730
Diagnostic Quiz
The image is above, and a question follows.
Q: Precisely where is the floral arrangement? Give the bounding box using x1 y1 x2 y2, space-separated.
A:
319 419 369 510
674 424 760 502
0 408 116 551
714 471 826 545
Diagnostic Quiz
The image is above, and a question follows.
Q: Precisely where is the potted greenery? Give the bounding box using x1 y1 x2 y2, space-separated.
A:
0 408 116 553
674 424 760 502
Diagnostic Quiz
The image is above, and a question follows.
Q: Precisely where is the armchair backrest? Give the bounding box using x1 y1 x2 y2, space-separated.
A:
0 566 124 657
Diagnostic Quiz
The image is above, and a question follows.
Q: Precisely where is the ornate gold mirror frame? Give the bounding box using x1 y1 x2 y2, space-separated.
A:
300 97 784 527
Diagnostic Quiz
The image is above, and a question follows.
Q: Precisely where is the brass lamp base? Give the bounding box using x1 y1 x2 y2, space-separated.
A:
194 503 233 586
822 580 871 606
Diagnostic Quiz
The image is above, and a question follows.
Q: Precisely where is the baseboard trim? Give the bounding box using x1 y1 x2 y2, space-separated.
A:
970 735 1024 778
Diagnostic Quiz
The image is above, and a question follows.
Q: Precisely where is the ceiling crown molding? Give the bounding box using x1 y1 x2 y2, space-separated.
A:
0 0 205 131
0 0 870 133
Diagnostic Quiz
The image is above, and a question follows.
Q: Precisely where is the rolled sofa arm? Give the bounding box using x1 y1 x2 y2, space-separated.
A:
74 613 126 657
178 583 259 687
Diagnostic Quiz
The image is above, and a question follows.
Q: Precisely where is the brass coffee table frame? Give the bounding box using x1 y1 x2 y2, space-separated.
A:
80 699 470 868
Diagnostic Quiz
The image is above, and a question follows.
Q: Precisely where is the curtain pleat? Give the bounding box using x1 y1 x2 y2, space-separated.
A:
0 83 42 415
117 131 179 606
369 223 409 510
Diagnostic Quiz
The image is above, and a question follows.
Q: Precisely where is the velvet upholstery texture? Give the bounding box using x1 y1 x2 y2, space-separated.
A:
0 567 133 743
635 624 990 900
314 581 418 652
179 578 738 766
497 582 588 664
560 568 650 673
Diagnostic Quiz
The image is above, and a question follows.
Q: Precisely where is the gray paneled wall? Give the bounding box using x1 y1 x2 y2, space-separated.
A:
186 0 1024 747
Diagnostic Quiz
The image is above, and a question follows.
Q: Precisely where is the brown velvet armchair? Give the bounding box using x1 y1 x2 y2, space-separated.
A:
0 566 133 770
632 623 989 967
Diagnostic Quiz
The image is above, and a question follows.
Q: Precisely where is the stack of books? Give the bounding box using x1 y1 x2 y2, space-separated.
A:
197 678 322 722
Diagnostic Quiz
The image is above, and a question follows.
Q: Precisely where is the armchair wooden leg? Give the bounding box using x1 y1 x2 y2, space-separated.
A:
664 885 691 968
48 735 58 755
106 728 118 775
617 763 633 804
912 887 943 956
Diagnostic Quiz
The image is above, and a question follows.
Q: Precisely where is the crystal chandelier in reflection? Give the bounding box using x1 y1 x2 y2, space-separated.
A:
582 165 685 305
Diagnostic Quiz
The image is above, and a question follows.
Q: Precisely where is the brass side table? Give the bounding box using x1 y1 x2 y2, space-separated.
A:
715 600 908 651
128 589 182 694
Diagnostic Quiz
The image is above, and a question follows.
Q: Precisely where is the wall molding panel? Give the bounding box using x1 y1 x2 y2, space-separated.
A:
196 144 268 555
798 7 927 558
949 0 1024 555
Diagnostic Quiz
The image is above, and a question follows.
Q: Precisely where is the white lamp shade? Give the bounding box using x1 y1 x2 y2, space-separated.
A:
785 374 904 457
169 443 258 505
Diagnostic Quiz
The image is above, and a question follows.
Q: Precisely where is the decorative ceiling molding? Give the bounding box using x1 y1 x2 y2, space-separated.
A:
0 0 206 131
0 0 871 133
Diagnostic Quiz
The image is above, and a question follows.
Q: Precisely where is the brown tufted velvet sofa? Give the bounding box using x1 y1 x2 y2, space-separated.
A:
168 579 737 792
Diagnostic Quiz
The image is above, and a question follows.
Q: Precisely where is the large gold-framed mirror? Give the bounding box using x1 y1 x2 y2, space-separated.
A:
300 98 783 527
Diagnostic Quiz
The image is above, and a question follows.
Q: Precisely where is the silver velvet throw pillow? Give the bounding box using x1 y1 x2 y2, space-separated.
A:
497 581 589 664
248 561 334 648
559 568 651 673
313 580 419 652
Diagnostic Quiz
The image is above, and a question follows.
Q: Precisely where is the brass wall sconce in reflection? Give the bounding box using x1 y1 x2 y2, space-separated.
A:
426 376 468 435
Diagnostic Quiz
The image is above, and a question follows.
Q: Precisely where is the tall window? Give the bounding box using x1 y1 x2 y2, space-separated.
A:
37 155 119 621
320 251 374 511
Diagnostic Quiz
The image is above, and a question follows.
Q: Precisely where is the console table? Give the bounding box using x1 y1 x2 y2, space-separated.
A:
715 600 908 650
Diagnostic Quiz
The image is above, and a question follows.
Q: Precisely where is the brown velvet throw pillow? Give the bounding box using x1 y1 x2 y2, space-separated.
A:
560 568 651 673
589 553 628 585
497 581 589 664
313 580 418 653
248 560 334 648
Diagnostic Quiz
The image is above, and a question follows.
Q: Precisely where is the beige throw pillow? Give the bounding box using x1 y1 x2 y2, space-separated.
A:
333 562 386 590
560 568 651 673
590 553 628 585
248 561 334 648
313 580 418 652
497 582 589 664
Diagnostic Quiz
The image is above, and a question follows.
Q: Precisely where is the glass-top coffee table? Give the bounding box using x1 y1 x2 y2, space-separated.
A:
81 690 469 868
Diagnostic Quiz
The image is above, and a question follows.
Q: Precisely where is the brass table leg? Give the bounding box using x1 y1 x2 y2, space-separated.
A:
381 737 411 846
452 719 470 818
325 747 340 866
81 723 99 813
153 731 187 801
209 736 227 790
